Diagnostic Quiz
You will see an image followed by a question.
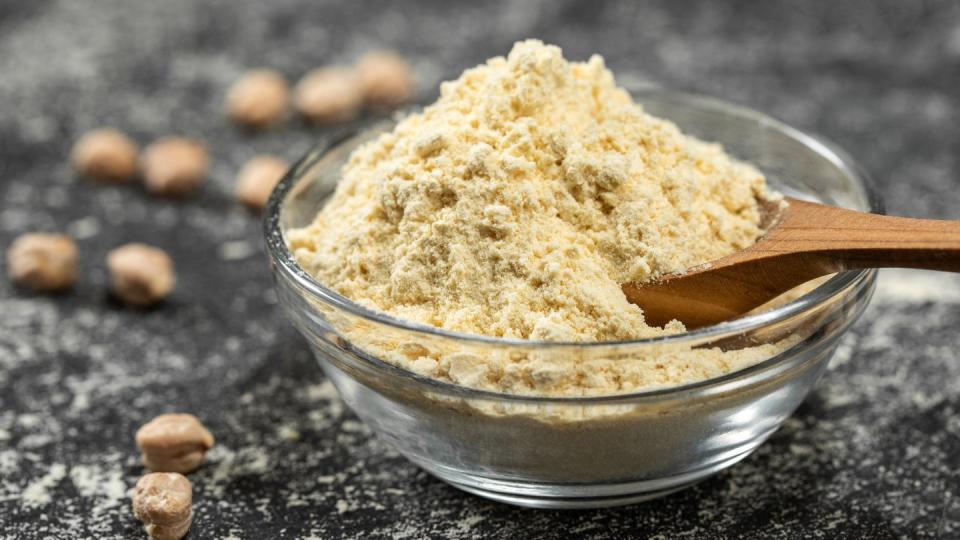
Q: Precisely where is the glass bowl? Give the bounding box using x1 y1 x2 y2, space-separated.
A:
264 89 880 509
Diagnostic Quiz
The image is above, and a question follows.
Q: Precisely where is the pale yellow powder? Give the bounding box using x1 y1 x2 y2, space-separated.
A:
289 40 786 396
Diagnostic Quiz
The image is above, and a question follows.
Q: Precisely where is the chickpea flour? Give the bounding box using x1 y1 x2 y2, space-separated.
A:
289 40 788 397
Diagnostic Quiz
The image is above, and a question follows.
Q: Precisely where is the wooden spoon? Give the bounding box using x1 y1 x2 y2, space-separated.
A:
622 197 960 329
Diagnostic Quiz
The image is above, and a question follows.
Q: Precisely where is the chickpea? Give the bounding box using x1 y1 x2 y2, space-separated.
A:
132 473 193 540
294 68 362 124
235 155 289 213
107 243 175 307
6 233 78 292
71 128 139 183
135 413 214 474
226 69 290 129
355 50 415 109
140 137 208 197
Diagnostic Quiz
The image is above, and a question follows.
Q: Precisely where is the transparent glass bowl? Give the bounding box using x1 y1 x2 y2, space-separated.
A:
264 89 879 509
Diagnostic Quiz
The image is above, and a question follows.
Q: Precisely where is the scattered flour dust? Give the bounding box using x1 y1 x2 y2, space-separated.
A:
21 463 67 509
335 498 351 514
875 268 960 304
289 40 786 396
202 444 272 498
0 450 17 475
68 461 129 531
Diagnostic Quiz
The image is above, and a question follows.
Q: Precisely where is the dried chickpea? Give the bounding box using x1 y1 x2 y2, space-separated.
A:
355 50 415 108
107 243 175 307
226 69 290 129
132 473 193 540
235 155 289 213
294 68 362 124
6 233 78 292
135 413 214 474
71 128 139 183
140 137 208 197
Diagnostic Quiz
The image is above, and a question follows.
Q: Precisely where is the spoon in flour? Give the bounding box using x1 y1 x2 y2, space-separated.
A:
622 197 960 329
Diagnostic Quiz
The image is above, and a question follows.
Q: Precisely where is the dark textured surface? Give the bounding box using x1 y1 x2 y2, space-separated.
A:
2 1 960 538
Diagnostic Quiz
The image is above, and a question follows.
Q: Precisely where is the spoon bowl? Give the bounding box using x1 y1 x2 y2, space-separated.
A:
624 197 960 329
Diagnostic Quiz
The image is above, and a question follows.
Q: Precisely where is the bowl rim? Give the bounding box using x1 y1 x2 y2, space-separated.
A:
263 88 881 402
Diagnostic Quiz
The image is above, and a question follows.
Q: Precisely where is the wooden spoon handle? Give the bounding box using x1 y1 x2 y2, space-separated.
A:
753 197 960 273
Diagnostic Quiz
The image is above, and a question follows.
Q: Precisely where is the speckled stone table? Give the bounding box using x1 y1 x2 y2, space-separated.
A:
2 1 959 538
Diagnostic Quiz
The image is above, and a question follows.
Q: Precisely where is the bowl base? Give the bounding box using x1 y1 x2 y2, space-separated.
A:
415 446 758 509
447 478 695 509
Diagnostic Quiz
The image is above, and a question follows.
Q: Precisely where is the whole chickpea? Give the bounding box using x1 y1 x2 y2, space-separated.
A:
71 128 139 184
140 137 208 197
6 233 78 292
294 68 362 124
355 50 415 109
235 155 290 213
226 69 290 129
135 413 214 474
107 243 175 307
132 472 193 540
